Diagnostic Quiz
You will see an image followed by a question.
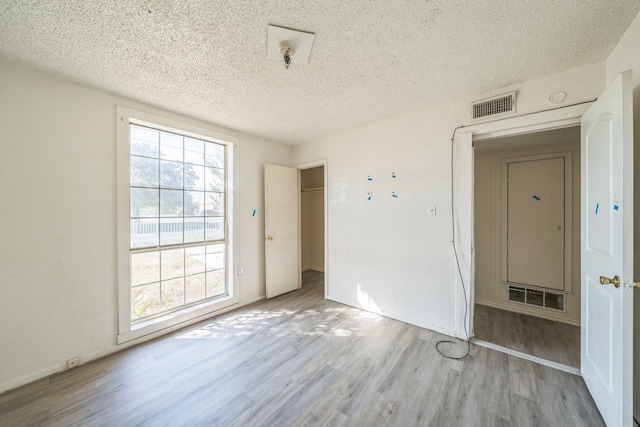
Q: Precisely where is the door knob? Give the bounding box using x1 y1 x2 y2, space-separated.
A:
600 275 620 288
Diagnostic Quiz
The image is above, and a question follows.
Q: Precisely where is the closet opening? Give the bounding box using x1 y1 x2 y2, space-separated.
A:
300 165 326 294
472 126 581 370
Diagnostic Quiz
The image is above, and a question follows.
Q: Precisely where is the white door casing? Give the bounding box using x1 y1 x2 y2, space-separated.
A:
453 131 474 339
264 164 300 298
581 70 633 427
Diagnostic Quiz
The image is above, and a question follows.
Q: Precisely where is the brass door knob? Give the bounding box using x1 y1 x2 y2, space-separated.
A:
600 275 620 288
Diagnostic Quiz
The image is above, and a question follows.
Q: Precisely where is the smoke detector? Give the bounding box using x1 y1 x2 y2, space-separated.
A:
267 25 315 69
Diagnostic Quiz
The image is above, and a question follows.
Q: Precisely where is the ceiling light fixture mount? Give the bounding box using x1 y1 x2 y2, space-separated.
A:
279 41 295 69
267 25 315 70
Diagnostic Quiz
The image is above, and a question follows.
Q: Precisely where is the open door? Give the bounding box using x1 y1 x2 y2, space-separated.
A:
581 70 633 426
264 164 300 298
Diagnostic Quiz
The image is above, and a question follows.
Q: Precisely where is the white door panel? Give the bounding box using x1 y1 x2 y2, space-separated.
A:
507 157 565 290
585 117 614 257
264 164 300 298
581 70 633 427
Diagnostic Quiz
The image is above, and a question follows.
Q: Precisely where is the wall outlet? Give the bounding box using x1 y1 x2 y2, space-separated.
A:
237 265 244 276
67 357 80 369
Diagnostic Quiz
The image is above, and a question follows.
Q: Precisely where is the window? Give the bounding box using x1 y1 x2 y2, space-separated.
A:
117 107 235 343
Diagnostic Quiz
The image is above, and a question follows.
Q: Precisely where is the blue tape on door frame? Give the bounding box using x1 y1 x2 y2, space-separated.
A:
595 203 599 215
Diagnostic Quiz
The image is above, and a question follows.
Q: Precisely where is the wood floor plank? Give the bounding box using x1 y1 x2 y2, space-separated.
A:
0 271 604 426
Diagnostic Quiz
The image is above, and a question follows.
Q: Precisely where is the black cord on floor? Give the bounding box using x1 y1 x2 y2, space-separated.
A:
436 125 471 360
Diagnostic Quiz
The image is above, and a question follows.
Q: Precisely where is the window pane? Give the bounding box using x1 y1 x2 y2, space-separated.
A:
160 189 183 216
132 282 161 320
206 167 224 192
160 132 183 162
185 246 206 275
205 143 224 168
131 188 159 217
206 244 225 271
184 217 205 243
185 164 205 191
161 278 185 311
185 274 206 304
205 217 224 241
184 137 204 165
185 191 205 216
131 218 159 248
131 251 160 286
204 192 224 216
160 160 184 189
131 125 159 157
206 270 226 297
161 248 184 280
160 218 183 245
131 156 159 187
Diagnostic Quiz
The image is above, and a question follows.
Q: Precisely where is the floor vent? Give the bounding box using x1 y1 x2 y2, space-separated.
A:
508 285 564 311
472 92 516 120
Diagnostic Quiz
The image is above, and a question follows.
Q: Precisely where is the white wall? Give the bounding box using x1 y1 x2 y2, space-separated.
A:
295 61 604 338
0 60 293 393
605 9 640 422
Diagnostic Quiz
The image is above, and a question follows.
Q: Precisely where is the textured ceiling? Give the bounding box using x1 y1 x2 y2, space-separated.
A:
1 1 638 144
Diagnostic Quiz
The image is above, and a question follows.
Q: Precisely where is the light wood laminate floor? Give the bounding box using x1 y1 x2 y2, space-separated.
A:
473 304 580 369
1 271 602 426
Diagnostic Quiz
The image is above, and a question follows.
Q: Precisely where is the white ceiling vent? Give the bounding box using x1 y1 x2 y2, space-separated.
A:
471 92 516 120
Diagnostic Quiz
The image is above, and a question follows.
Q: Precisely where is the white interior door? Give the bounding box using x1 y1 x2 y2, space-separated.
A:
264 164 300 298
507 157 566 290
581 70 633 426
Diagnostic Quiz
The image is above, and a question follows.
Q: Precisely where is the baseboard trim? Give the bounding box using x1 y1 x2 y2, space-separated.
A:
475 299 580 327
471 338 581 376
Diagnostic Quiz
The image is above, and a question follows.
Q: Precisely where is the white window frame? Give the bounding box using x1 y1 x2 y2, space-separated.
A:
116 106 237 344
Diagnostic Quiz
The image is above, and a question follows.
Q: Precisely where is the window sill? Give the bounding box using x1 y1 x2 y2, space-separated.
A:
117 295 237 345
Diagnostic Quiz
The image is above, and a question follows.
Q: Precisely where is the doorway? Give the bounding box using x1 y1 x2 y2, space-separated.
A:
472 126 581 369
299 163 326 294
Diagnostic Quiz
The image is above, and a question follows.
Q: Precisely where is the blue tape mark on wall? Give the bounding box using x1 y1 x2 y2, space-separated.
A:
367 192 372 201
614 204 619 211
367 176 373 181
252 209 256 217
391 172 397 179
392 192 398 198
595 203 599 215
533 195 540 201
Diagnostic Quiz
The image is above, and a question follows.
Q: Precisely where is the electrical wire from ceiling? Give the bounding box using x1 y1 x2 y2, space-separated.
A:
435 125 471 360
